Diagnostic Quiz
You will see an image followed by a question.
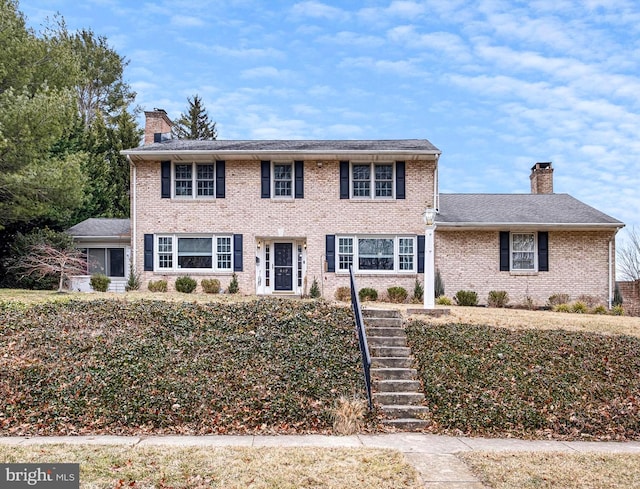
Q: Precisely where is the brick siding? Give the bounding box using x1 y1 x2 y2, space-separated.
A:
617 281 640 316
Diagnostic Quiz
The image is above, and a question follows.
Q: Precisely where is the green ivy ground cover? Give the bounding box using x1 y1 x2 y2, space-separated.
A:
0 299 365 435
406 322 640 440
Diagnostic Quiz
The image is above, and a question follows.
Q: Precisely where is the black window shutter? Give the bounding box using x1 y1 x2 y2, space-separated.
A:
295 160 304 199
339 161 349 199
261 161 270 198
233 234 243 272
216 161 225 198
161 161 171 198
499 231 510 271
417 235 425 273
396 161 406 199
326 235 336 272
144 234 154 271
538 231 549 272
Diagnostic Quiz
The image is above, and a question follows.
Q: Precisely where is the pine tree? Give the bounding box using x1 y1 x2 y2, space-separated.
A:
172 94 218 140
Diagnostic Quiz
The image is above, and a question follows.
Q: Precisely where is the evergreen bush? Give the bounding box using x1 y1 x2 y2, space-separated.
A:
309 277 321 298
358 287 378 302
454 290 478 306
387 286 407 303
228 273 239 294
90 273 110 292
487 290 509 308
175 276 197 293
201 278 221 294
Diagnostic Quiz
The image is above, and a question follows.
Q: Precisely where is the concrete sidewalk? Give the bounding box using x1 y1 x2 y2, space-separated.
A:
2 434 640 488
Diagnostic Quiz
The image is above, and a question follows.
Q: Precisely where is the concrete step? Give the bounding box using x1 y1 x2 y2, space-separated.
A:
382 418 429 431
370 346 411 357
368 336 407 347
362 309 400 318
364 317 403 328
373 392 425 405
371 357 415 368
381 404 429 419
367 327 406 337
371 367 418 381
373 379 422 392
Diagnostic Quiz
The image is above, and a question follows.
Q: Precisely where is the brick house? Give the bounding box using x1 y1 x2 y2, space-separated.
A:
119 109 623 306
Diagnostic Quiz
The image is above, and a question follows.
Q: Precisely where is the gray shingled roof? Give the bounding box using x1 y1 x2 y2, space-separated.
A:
126 139 441 152
67 218 131 237
437 194 623 228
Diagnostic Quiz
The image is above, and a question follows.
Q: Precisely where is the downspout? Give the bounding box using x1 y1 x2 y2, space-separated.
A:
127 155 137 275
608 228 620 309
433 155 440 212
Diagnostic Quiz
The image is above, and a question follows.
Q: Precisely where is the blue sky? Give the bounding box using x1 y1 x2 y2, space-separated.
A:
22 0 640 240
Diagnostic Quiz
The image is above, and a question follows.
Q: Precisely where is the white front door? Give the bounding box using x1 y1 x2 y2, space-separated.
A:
256 240 306 295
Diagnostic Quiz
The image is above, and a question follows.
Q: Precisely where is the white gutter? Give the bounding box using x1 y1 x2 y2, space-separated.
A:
436 222 625 230
127 155 137 274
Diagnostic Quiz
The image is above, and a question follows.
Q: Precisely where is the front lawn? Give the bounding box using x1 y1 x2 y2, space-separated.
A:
406 321 640 440
0 298 366 435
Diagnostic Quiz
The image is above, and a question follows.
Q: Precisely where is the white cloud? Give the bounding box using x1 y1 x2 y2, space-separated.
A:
290 2 349 21
317 31 385 48
240 66 295 79
170 15 206 27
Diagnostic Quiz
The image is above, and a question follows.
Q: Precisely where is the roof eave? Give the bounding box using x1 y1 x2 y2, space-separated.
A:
121 149 442 162
436 222 625 231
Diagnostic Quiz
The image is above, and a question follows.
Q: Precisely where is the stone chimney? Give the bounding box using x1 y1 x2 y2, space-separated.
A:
530 162 553 194
143 109 172 145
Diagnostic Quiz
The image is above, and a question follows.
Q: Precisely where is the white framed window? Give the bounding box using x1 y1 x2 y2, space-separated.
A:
174 162 215 198
337 236 416 273
351 163 394 199
272 162 293 198
156 234 232 271
511 232 536 271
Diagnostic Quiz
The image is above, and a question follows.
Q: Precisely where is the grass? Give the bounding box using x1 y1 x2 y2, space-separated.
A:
0 444 422 488
460 451 640 489
406 321 640 440
0 298 367 435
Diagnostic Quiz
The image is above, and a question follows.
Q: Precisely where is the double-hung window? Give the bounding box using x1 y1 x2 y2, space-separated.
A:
273 163 293 197
511 233 536 271
351 163 394 199
336 236 416 273
156 235 232 271
174 163 215 198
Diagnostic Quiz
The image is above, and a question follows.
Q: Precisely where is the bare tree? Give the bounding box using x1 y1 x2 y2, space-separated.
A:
617 226 640 282
9 244 87 292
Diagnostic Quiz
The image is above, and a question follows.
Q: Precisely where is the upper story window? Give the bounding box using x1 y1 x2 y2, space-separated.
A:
174 163 215 198
273 162 293 197
261 161 304 199
351 163 394 199
336 235 416 273
340 161 405 200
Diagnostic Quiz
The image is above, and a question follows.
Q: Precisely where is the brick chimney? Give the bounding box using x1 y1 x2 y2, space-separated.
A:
143 109 172 145
530 162 553 194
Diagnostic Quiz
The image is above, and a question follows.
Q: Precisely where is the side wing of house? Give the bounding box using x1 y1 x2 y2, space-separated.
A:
435 190 624 307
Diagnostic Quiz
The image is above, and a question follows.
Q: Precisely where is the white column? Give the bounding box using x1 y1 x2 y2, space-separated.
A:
424 224 436 309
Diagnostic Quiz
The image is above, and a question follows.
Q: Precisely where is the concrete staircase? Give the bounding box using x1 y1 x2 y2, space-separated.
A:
363 308 428 431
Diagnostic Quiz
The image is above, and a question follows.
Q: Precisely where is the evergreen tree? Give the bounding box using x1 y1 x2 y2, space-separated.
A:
172 95 218 140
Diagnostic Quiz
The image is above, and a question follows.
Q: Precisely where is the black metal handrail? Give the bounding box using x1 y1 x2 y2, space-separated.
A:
349 266 373 410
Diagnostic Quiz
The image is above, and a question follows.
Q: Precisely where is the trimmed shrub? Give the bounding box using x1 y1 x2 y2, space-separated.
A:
548 293 570 307
412 278 424 303
553 303 571 313
175 276 197 293
148 279 168 292
436 295 453 306
611 305 625 316
90 273 110 292
125 263 140 291
387 286 408 303
334 286 351 302
201 278 221 294
572 301 588 314
487 290 509 308
359 287 378 302
228 273 239 294
592 305 607 315
454 290 478 306
309 277 321 298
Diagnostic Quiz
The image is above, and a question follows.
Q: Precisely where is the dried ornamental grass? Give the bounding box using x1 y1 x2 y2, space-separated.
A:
332 396 366 435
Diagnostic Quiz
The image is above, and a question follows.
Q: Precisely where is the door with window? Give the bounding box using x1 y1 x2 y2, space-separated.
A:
274 243 293 291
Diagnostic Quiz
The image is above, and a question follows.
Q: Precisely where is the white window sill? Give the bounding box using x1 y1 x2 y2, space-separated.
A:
509 270 538 276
